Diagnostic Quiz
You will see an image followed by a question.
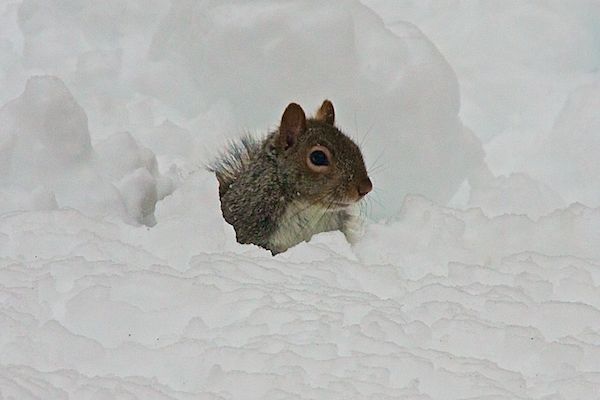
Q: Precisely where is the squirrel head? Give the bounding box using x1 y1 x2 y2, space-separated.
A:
270 100 372 209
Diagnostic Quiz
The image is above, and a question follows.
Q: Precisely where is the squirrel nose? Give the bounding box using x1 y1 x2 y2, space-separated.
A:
357 177 372 197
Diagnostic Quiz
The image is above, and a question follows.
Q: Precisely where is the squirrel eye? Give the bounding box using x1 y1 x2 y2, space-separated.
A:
309 150 329 166
306 145 332 172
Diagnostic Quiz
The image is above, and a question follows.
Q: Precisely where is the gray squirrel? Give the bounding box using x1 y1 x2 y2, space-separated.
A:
211 100 372 254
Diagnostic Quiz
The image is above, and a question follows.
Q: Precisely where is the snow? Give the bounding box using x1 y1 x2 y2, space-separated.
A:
1 1 600 399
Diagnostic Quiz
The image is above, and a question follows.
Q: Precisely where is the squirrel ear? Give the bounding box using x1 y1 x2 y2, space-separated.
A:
315 99 335 125
278 103 306 150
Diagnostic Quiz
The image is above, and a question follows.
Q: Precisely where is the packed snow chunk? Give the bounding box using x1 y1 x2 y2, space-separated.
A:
91 130 174 224
147 0 485 219
117 168 159 226
0 75 91 170
0 76 171 224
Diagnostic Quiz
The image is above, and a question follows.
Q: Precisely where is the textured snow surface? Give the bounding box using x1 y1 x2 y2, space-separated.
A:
1 1 600 399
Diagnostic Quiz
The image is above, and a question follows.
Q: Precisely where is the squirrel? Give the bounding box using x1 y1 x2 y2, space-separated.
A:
210 100 372 255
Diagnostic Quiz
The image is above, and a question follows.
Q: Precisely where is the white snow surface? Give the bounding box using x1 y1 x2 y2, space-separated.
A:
1 1 600 399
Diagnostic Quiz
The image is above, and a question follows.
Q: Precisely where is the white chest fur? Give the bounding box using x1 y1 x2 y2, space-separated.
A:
268 200 348 253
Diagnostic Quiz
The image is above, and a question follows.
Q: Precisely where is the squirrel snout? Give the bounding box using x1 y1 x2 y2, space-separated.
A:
357 177 373 197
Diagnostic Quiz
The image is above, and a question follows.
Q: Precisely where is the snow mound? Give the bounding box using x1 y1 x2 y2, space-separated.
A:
0 75 171 224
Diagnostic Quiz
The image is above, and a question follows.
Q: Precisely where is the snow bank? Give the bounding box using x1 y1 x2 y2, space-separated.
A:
2 192 600 398
1 0 599 399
